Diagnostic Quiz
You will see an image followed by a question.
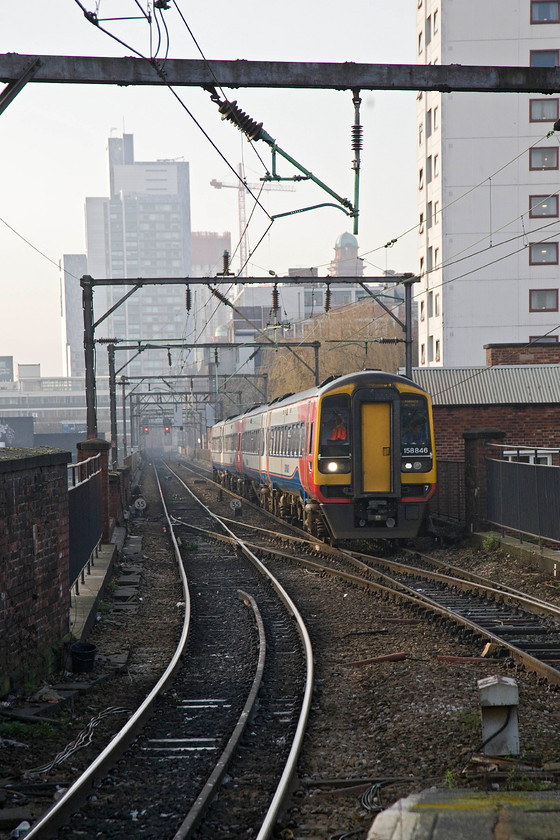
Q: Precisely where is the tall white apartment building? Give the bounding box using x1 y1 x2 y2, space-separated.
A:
417 0 560 366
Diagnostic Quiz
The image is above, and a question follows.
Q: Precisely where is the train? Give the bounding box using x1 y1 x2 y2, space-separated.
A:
209 370 436 541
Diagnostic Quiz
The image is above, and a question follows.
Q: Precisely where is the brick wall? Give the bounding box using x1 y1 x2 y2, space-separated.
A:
433 404 560 460
485 343 560 366
0 449 71 695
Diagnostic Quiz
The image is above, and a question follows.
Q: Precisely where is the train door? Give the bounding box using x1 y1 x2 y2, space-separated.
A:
361 402 391 492
353 387 400 498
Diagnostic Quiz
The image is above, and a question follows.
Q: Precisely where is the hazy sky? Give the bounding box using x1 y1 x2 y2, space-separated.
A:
0 1 416 375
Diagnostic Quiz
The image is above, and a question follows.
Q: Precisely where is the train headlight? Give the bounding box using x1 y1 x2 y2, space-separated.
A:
413 461 422 470
404 461 413 470
327 461 339 472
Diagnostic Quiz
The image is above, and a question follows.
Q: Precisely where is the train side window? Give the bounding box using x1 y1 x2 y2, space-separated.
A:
309 422 314 455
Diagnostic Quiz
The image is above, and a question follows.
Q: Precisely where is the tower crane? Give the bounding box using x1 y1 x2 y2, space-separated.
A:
210 163 295 276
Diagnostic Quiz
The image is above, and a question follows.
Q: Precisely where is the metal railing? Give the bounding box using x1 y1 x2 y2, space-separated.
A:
68 453 103 589
428 459 465 524
486 443 560 544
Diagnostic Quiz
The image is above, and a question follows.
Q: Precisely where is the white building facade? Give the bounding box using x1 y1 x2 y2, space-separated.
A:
417 0 560 366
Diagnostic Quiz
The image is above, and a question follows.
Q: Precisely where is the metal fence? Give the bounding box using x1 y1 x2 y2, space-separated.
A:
487 457 560 543
68 453 103 588
428 459 465 524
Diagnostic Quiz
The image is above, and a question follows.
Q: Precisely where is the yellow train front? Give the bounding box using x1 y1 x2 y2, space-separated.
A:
308 371 437 541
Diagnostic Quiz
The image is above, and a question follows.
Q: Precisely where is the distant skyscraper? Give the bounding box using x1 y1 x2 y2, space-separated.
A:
84 134 192 377
60 253 87 378
417 1 560 367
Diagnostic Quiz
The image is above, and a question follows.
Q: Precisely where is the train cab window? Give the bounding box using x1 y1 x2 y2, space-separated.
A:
401 399 431 457
318 395 351 473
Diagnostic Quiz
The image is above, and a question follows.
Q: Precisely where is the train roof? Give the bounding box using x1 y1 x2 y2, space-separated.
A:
213 370 424 426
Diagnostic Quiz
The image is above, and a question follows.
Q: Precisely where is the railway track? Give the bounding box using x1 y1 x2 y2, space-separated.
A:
22 464 313 840
176 459 560 687
13 459 560 839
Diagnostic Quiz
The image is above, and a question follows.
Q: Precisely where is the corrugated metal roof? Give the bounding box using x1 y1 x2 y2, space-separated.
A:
411 365 560 406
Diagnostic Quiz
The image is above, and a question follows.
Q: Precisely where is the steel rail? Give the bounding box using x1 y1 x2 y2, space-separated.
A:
401 547 560 614
24 466 192 840
172 589 267 839
175 459 560 688
163 461 314 840
253 545 560 686
344 548 560 621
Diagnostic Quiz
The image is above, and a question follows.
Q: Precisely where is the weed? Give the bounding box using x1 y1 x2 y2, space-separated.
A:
444 769 457 788
483 532 501 552
0 720 56 739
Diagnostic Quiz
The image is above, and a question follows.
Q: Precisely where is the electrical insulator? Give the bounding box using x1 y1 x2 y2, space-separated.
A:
215 98 264 142
214 348 219 365
351 123 363 152
167 349 172 367
185 285 191 311
325 285 332 313
272 284 279 311
211 287 229 305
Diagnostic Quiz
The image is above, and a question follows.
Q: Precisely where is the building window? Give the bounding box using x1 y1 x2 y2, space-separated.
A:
428 335 434 362
530 49 560 66
418 32 423 54
421 344 426 364
426 109 432 137
530 147 559 169
529 288 558 310
426 15 432 44
529 194 559 217
433 9 439 32
419 168 424 189
531 1 560 21
505 448 554 465
433 106 439 129
419 122 424 144
434 247 440 267
427 201 433 229
426 155 433 183
434 200 440 223
420 300 425 321
435 293 440 315
434 154 439 177
530 334 558 342
530 98 559 121
428 290 434 317
427 247 433 272
435 340 440 361
529 242 558 264
419 212 425 233
419 256 425 275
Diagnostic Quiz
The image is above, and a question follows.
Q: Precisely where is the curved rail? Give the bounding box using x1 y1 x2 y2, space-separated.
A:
175 460 560 686
173 589 267 839
164 461 314 840
25 467 192 840
225 532 560 688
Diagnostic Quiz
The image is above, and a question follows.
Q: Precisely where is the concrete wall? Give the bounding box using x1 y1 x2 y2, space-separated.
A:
0 449 71 694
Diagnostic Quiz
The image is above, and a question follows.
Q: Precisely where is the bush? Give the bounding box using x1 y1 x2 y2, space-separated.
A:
483 532 501 552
